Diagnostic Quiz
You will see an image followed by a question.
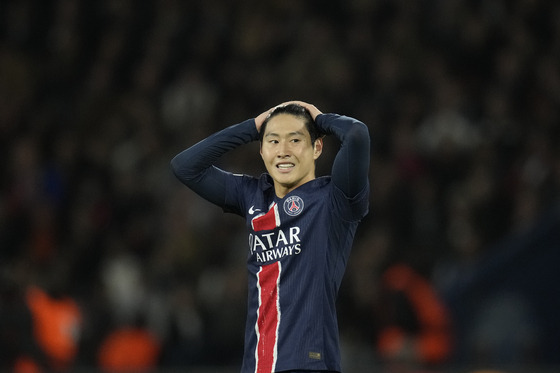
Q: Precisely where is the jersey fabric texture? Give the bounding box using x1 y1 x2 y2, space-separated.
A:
171 113 370 373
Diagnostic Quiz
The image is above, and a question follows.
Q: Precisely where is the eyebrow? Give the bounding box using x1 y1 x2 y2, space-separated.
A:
264 130 306 138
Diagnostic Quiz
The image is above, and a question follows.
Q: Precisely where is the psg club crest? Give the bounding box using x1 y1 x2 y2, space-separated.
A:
283 195 304 216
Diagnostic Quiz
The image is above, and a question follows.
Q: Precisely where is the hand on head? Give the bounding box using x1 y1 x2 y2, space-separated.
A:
254 101 322 132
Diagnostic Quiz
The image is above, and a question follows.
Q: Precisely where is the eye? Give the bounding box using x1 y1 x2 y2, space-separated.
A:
291 138 301 143
269 139 279 144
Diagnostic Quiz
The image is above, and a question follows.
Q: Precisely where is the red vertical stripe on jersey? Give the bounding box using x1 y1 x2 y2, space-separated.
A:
251 203 280 232
255 262 281 373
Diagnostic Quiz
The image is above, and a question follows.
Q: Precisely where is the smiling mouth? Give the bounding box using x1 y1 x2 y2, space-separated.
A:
276 163 295 170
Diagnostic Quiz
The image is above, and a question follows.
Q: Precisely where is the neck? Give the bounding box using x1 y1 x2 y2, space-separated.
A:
274 176 316 199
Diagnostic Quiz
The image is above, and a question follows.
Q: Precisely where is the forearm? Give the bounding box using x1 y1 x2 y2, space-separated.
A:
316 113 370 197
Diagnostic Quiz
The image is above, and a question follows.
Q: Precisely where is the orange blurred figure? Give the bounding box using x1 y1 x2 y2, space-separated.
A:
25 286 82 371
376 263 453 365
97 326 161 372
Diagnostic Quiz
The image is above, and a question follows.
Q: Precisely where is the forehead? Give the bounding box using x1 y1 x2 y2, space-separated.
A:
263 114 309 137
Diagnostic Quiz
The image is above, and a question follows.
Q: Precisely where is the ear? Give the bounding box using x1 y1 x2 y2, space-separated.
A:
313 137 323 159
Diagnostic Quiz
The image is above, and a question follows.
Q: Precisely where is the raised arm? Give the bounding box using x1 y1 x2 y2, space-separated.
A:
316 112 370 198
170 119 259 205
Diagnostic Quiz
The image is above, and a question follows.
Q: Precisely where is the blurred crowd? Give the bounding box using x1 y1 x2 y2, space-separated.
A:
1 0 559 371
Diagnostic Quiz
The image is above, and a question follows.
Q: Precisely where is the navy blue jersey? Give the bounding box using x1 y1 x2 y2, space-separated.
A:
171 113 370 372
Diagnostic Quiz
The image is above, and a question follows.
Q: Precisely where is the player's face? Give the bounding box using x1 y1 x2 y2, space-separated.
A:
260 114 323 198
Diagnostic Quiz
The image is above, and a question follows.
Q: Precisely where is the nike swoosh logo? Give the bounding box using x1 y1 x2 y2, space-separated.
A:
249 205 261 215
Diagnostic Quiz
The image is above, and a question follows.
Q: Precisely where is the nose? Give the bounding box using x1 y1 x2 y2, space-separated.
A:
277 141 290 157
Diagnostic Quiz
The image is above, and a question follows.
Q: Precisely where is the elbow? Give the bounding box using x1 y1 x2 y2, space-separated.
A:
170 151 205 187
170 154 182 179
354 119 370 137
348 120 370 151
170 153 194 183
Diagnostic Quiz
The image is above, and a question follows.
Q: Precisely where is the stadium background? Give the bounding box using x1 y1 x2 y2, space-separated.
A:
1 0 559 372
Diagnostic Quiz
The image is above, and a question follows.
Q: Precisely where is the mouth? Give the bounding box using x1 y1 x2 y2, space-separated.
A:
276 162 295 172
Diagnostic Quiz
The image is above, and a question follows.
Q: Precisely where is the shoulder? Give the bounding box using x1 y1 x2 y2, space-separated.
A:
314 176 369 221
226 172 274 196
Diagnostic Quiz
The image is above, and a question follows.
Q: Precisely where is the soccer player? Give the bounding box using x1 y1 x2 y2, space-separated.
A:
171 101 370 373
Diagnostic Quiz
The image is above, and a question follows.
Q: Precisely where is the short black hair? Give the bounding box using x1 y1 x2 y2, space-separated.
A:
259 103 322 144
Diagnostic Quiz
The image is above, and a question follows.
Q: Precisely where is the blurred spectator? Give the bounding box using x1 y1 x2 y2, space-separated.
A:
0 260 82 372
25 284 82 371
375 263 452 366
0 267 47 373
97 319 160 373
